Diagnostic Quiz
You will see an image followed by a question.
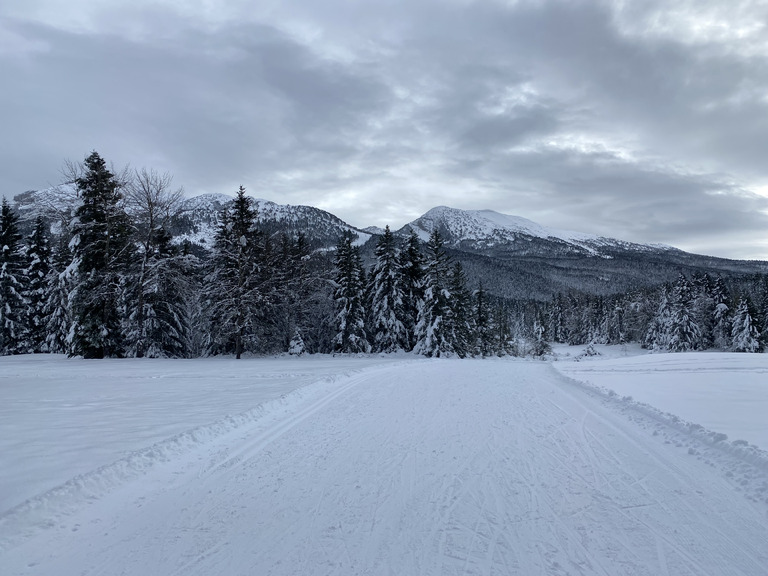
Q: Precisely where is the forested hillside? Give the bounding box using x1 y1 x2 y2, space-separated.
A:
2 151 767 358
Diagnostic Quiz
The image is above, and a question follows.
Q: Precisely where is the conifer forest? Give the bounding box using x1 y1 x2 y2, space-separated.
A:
1 151 767 359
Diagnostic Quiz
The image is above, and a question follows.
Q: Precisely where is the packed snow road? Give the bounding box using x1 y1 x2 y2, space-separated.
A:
2 359 767 575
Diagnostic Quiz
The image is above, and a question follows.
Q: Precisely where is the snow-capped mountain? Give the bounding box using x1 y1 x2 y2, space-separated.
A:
400 206 675 258
10 188 766 299
11 188 372 251
170 194 372 250
394 206 766 299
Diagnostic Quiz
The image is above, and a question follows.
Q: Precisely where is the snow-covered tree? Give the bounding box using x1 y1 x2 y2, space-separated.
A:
122 168 192 358
288 327 306 356
731 297 761 352
414 229 454 357
0 199 28 355
474 282 494 357
447 261 472 358
644 286 673 350
398 230 424 351
203 186 261 359
668 274 700 352
44 233 74 354
24 217 51 352
332 232 369 353
711 275 732 349
368 226 407 352
68 151 134 358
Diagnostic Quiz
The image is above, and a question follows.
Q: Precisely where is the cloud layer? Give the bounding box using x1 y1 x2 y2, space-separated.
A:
2 0 768 258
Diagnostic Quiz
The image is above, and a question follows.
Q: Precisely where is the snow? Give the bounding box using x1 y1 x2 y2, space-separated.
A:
554 348 768 451
0 354 400 513
2 355 768 575
406 206 674 256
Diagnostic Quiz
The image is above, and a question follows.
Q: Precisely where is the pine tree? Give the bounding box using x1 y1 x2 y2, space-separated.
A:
24 217 51 352
332 232 369 353
731 297 762 352
203 186 261 359
398 230 424 351
0 199 28 354
414 229 454 357
668 274 700 352
368 226 407 352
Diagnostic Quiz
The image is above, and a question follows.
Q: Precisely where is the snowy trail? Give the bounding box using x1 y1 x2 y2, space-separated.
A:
3 360 768 575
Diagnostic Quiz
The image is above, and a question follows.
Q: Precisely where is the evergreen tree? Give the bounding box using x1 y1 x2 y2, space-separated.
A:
547 294 568 344
474 282 494 357
692 273 715 349
203 186 261 359
68 152 134 358
711 275 732 349
447 261 472 358
414 229 454 357
531 311 551 356
668 274 700 352
644 286 673 350
731 297 762 352
368 226 407 352
398 230 425 351
24 217 51 352
332 232 369 353
43 232 74 354
0 199 28 354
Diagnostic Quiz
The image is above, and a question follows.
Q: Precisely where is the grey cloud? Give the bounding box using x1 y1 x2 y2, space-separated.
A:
2 0 768 259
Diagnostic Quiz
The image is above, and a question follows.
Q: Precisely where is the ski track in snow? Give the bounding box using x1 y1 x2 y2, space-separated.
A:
2 360 768 575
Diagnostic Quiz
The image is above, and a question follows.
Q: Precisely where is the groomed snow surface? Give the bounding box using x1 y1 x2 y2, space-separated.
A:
2 352 767 575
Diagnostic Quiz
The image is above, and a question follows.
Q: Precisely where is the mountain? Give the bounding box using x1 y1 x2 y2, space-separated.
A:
170 194 372 250
396 206 767 299
10 188 766 301
11 187 373 253
400 206 675 257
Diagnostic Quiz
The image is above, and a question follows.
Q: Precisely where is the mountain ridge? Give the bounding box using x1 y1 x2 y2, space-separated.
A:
11 188 766 299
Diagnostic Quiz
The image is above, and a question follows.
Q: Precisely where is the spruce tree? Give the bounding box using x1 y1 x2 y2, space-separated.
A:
398 230 424 351
711 275 732 349
0 199 28 355
668 274 700 352
369 226 407 352
474 282 494 357
44 233 74 354
644 286 673 350
203 186 261 359
447 261 472 358
69 151 134 358
24 217 51 352
414 229 454 357
332 232 370 353
731 297 762 352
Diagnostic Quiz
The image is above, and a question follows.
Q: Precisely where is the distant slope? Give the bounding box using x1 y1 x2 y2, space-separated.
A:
11 189 766 300
395 206 767 299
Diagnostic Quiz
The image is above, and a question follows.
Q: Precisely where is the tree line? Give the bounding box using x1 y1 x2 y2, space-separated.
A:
1 151 766 358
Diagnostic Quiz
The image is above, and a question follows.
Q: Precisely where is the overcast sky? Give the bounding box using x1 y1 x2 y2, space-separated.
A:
2 0 768 259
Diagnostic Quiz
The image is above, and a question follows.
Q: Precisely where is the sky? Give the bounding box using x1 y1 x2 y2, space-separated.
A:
2 0 768 260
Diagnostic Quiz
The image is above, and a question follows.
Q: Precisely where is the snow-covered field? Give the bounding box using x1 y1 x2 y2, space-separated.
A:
2 353 768 575
554 346 768 451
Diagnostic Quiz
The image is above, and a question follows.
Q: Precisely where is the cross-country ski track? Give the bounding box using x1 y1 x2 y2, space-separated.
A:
2 359 767 575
